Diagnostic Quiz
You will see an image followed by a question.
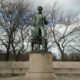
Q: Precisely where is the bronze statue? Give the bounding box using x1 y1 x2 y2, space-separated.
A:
31 6 47 51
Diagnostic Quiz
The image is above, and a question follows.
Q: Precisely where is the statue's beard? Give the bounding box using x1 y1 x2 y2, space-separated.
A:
38 11 42 14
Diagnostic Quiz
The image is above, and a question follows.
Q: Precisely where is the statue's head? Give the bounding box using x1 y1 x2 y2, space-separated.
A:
38 6 43 14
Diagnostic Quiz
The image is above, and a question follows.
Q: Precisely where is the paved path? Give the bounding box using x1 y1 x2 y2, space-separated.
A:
0 75 80 80
0 76 24 80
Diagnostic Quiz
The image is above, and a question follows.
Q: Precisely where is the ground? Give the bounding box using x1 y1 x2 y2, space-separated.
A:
0 75 80 80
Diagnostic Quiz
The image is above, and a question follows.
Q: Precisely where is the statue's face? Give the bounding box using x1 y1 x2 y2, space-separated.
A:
38 6 43 14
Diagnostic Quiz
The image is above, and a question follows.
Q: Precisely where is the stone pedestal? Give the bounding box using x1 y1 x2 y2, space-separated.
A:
24 52 57 80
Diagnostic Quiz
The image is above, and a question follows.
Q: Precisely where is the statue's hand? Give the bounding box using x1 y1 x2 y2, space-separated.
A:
44 17 48 25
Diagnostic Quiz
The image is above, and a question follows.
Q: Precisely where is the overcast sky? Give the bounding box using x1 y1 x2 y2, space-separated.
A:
28 0 80 14
2 0 80 14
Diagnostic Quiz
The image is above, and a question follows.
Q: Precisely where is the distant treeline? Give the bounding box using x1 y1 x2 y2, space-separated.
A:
53 53 80 61
0 52 80 61
0 53 29 61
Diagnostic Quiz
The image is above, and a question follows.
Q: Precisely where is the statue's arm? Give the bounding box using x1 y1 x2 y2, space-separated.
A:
44 16 48 25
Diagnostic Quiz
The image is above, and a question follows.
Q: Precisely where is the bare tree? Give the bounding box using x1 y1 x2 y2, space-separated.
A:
0 0 31 61
47 2 80 61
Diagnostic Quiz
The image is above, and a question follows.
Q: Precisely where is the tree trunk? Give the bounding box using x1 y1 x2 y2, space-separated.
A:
6 48 10 61
6 39 11 61
56 43 64 61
